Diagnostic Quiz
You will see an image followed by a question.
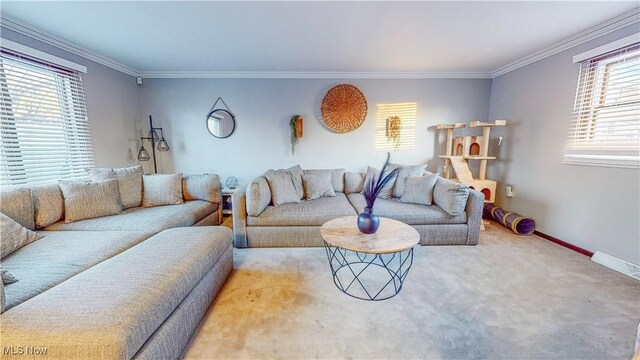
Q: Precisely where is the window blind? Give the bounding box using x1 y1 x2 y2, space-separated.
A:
564 42 640 168
0 49 94 186
375 102 417 151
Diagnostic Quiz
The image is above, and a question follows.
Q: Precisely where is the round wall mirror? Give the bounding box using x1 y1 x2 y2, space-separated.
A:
206 109 236 138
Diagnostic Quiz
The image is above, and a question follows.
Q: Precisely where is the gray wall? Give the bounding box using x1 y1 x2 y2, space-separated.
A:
0 28 142 168
487 24 640 264
138 78 492 182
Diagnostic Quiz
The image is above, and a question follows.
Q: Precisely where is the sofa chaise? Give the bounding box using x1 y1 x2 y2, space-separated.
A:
232 168 484 248
0 172 231 359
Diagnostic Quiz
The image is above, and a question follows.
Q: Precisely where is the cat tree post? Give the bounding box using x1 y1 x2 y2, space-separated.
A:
436 123 466 179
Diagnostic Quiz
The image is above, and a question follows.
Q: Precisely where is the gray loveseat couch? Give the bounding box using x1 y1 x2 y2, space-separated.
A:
233 169 484 248
0 178 231 359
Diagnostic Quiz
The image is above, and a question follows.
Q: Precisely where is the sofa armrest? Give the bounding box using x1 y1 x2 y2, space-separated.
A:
465 189 484 245
232 185 248 248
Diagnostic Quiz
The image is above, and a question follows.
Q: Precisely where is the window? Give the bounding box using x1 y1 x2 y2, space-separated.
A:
564 37 640 168
375 102 417 151
1 43 94 186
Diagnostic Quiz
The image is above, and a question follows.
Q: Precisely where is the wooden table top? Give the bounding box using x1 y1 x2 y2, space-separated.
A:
320 216 420 254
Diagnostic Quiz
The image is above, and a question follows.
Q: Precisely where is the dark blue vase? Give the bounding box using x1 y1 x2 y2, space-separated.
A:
357 207 380 234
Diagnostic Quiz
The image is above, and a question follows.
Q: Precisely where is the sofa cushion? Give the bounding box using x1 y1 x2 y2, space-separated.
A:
302 172 336 200
45 200 216 232
143 173 184 207
400 173 438 205
303 169 346 193
248 193 356 226
182 174 221 203
0 226 232 359
0 213 43 260
287 165 304 200
31 184 64 228
89 165 144 209
347 193 466 225
391 162 428 198
362 165 399 199
59 179 123 222
344 172 365 194
433 177 470 216
1 230 153 311
0 188 35 230
264 169 301 206
246 176 272 217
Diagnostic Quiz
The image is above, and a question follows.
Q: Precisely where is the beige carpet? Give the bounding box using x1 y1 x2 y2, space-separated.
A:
185 222 639 359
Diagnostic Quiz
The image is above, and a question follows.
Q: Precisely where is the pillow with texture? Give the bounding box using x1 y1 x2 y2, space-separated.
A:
1 212 43 259
182 174 221 203
391 163 428 198
0 188 35 230
31 184 64 229
302 172 336 200
344 172 365 194
433 177 470 216
361 166 398 199
142 173 184 207
264 169 300 206
246 175 272 217
89 165 143 209
287 165 304 200
400 173 439 205
59 179 123 223
303 169 346 193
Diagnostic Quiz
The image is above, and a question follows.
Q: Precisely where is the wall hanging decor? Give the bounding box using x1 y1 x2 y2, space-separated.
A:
386 116 402 150
138 115 169 174
206 97 236 139
289 115 303 154
321 84 368 133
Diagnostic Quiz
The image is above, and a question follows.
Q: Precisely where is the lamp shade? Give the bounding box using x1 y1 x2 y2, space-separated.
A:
148 129 160 142
157 138 170 151
137 146 150 161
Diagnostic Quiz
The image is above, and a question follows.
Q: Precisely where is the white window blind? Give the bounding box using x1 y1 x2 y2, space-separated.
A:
0 48 94 186
375 102 417 151
564 41 640 168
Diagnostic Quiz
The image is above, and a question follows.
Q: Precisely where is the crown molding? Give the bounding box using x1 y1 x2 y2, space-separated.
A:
139 70 492 79
491 8 640 78
0 14 142 77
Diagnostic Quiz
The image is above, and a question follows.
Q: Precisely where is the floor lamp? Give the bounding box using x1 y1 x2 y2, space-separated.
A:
137 115 169 173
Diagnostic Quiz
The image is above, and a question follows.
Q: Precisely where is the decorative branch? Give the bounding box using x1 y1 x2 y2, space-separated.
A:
363 152 400 209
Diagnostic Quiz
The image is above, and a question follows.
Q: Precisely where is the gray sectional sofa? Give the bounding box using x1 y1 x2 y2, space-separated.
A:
0 176 231 359
233 168 484 248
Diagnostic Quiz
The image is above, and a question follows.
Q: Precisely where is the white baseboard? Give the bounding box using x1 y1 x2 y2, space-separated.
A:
591 251 640 281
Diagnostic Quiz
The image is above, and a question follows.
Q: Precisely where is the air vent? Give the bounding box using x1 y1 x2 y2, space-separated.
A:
591 251 640 281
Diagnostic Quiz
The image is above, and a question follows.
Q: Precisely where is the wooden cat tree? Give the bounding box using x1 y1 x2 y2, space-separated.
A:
437 120 507 215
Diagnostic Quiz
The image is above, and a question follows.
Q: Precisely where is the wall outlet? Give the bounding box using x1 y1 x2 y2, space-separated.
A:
505 185 514 198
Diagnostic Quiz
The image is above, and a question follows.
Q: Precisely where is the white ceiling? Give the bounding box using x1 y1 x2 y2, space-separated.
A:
1 1 638 75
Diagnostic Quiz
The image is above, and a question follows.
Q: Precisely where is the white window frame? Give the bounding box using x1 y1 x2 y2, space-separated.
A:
563 34 640 169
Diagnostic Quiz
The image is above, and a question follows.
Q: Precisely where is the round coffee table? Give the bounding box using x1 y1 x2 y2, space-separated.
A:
320 216 419 301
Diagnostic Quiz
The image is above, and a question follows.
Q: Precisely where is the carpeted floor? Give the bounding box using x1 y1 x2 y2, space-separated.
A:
185 222 639 359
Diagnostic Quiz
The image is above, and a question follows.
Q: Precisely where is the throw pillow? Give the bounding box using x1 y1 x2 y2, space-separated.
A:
1 212 43 259
142 173 184 207
246 176 272 217
59 179 123 223
1 279 4 314
31 184 64 229
287 165 304 200
264 169 300 206
303 169 346 193
0 188 35 230
302 172 336 200
88 165 143 209
400 173 439 206
182 174 221 203
362 166 398 199
1 269 18 284
391 163 428 198
344 172 365 194
433 177 470 216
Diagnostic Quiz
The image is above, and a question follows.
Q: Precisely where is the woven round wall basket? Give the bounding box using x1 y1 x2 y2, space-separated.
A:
321 84 368 133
